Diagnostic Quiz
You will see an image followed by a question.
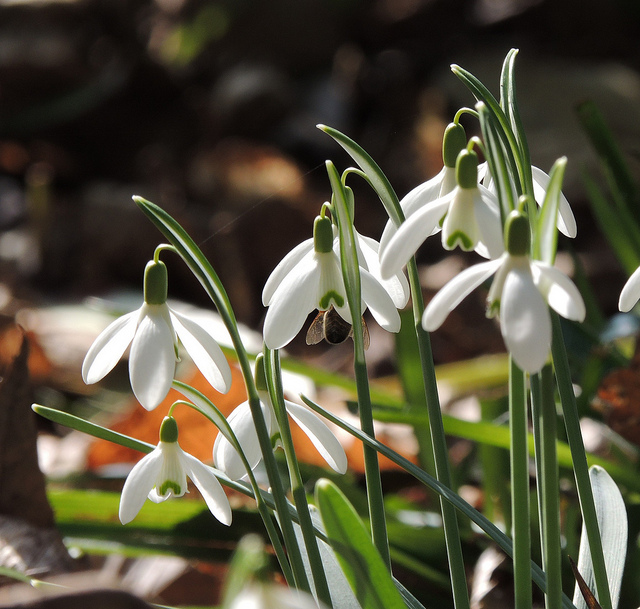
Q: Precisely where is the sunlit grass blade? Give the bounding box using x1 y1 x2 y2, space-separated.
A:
315 479 406 609
573 466 627 609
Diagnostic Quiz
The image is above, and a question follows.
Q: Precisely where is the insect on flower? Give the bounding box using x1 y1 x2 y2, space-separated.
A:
305 306 370 350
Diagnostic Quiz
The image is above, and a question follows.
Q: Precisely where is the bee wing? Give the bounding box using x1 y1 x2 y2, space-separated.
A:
348 317 370 350
306 311 326 345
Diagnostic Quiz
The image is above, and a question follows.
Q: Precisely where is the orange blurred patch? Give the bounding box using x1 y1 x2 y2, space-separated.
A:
87 359 410 474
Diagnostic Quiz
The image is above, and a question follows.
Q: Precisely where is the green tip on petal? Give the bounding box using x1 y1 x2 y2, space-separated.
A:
319 290 344 310
446 231 474 251
254 353 268 392
443 122 467 168
160 416 179 443
455 149 478 189
144 260 168 304
158 479 182 496
505 210 530 256
313 215 334 253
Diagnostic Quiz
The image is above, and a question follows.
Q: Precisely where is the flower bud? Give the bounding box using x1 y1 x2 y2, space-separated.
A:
159 415 179 443
313 215 334 253
455 149 478 189
442 122 467 168
505 211 530 256
144 260 168 305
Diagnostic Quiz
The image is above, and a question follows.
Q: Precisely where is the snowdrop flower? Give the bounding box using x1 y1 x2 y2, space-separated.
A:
379 149 503 280
379 121 466 251
619 265 640 312
262 214 401 350
214 356 347 480
423 211 585 373
119 415 232 525
230 583 327 609
82 258 232 410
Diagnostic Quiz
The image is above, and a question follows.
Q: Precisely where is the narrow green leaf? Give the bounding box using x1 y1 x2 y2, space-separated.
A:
536 157 567 265
315 479 406 609
576 101 639 222
318 125 403 226
304 396 578 609
33 405 155 454
573 466 627 609
582 170 640 275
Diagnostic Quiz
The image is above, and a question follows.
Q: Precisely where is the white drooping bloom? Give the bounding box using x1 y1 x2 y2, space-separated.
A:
379 150 503 280
82 259 232 410
423 212 585 374
619 265 640 312
213 387 348 481
119 416 232 526
262 214 401 350
230 583 328 609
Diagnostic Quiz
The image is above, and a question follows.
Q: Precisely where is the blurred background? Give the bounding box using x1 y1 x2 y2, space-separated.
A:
1 0 639 349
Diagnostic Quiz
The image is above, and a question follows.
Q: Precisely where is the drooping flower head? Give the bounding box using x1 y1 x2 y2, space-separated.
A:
423 211 585 373
82 254 232 410
119 415 232 525
262 213 401 350
379 147 504 281
213 355 347 480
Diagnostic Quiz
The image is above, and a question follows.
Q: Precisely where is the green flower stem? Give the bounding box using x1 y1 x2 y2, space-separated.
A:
263 348 333 608
407 259 470 609
169 397 294 586
509 357 532 609
328 161 391 570
133 197 310 592
551 312 612 609
531 367 562 609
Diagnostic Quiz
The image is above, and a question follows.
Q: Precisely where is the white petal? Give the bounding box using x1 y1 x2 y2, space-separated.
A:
474 186 505 259
129 305 176 410
180 452 232 525
360 268 401 332
213 400 272 480
357 232 409 308
263 256 321 349
422 258 502 331
262 238 314 306
532 262 586 321
171 310 232 393
441 187 479 251
285 400 347 474
82 309 139 384
532 165 577 238
379 197 450 279
619 265 640 312
501 267 551 374
119 449 163 524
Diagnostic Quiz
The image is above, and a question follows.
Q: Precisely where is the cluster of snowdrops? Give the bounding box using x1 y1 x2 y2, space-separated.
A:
39 50 640 609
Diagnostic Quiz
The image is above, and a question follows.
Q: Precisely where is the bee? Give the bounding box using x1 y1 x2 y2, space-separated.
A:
306 306 370 350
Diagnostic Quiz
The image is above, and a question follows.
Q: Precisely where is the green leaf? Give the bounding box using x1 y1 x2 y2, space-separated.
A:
573 466 628 609
304 395 578 609
581 170 640 275
318 125 403 226
535 156 566 265
33 405 155 454
315 479 406 609
576 100 640 223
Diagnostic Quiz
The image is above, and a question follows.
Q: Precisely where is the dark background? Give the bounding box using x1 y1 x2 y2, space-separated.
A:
1 0 639 354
